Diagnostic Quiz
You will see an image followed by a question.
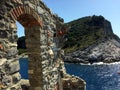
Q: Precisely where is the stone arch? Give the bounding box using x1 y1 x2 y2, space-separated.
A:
9 6 44 90
9 6 43 27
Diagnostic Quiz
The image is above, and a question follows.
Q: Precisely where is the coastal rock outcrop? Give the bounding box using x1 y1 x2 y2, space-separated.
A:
65 39 120 63
64 15 120 63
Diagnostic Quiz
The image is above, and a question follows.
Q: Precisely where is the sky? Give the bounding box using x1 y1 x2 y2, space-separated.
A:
17 0 120 37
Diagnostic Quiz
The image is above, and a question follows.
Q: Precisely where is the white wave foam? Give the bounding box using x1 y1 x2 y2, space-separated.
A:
79 61 120 65
92 62 104 65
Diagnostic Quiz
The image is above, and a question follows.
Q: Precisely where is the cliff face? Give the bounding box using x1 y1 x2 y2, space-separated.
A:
64 15 120 63
65 39 120 63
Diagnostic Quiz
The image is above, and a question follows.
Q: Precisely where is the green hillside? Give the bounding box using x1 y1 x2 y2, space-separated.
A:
63 15 115 53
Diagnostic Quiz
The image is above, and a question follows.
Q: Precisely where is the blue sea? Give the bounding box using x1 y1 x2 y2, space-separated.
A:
19 58 120 90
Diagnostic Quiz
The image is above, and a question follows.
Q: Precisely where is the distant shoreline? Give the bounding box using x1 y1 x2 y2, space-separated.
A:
18 54 28 59
18 55 120 65
64 61 120 65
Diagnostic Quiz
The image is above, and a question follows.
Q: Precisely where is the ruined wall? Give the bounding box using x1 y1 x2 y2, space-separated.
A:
0 0 86 90
0 0 65 90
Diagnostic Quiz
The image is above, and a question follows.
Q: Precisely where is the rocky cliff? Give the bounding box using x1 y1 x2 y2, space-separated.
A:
64 15 120 63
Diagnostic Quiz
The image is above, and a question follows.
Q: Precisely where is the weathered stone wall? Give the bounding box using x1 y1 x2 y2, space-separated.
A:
0 0 86 90
0 0 65 90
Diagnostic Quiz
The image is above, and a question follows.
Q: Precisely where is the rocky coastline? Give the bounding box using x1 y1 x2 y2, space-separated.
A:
64 39 120 64
63 16 120 64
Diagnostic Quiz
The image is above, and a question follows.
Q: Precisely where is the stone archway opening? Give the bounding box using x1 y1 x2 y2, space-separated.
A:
16 21 28 79
9 6 43 89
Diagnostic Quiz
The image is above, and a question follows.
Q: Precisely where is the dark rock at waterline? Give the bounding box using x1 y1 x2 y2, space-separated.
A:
64 56 89 64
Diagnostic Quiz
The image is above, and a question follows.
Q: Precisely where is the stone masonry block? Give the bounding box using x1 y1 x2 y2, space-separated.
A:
2 75 12 87
12 72 21 84
0 58 7 66
5 60 20 74
37 6 44 14
6 47 18 58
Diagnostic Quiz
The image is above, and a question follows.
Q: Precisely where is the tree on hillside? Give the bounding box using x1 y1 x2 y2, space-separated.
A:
17 36 26 49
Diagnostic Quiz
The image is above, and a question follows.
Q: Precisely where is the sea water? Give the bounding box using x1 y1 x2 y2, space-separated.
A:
19 58 120 90
65 63 120 90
